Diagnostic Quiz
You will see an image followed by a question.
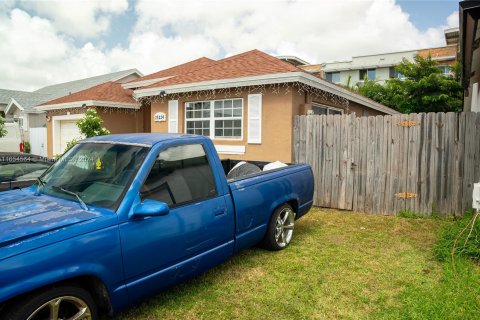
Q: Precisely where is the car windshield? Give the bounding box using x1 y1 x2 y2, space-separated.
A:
39 142 149 210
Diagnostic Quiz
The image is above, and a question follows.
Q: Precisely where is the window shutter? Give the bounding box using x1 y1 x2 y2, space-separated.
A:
168 100 178 133
248 94 262 144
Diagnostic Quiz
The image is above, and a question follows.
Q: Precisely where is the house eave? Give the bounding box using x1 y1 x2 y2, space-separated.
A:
122 76 173 89
110 69 144 82
133 72 399 115
36 100 140 111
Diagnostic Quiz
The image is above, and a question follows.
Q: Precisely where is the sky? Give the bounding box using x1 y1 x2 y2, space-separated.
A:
0 0 460 91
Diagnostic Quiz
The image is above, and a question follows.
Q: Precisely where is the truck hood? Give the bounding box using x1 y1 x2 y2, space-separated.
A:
0 189 102 248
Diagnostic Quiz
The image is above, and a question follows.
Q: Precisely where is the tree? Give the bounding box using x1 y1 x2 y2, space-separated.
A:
61 108 110 155
76 108 110 138
357 56 463 113
0 117 7 138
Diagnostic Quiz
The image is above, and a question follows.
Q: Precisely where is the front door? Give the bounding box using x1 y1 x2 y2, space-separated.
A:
119 143 234 303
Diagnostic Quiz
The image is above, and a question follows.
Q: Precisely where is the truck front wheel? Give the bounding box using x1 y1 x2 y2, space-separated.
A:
261 204 296 251
4 285 98 320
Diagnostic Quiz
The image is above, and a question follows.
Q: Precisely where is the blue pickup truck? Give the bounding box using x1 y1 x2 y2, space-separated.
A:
0 133 313 319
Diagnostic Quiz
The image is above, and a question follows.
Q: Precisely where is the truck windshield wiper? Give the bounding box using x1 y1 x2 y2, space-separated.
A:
35 177 45 195
37 177 45 187
52 186 88 211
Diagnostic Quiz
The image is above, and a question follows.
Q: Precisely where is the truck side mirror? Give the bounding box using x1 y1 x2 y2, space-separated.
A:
130 199 170 219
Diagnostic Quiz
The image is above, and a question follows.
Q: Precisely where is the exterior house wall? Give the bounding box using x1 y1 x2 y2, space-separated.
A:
151 88 296 163
417 45 457 64
375 67 391 83
150 87 388 163
306 94 383 117
45 107 145 157
28 113 46 128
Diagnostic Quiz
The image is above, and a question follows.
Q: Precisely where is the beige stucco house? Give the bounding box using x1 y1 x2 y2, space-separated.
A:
130 50 398 163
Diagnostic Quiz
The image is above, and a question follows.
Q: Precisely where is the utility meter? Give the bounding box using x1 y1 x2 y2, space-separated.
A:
473 183 480 210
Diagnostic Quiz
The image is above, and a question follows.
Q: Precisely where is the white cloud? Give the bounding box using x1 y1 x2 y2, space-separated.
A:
0 0 461 91
20 0 128 38
447 10 459 28
132 0 455 64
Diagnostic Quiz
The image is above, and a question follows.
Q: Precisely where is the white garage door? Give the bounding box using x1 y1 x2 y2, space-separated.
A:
59 120 81 154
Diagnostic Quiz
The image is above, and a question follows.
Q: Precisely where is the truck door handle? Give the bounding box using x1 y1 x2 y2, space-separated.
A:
214 208 226 216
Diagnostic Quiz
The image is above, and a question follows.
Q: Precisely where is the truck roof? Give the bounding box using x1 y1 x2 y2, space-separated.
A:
85 133 200 147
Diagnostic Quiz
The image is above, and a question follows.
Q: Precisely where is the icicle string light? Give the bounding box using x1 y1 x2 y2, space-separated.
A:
137 82 350 111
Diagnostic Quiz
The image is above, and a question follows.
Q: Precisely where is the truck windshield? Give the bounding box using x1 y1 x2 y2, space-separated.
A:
38 142 149 210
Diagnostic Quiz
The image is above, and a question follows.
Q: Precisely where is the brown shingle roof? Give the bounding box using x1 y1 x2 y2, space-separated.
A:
40 82 135 106
127 57 216 84
143 49 301 89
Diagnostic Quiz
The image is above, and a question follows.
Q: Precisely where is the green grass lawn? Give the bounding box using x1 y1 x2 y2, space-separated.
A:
113 208 480 320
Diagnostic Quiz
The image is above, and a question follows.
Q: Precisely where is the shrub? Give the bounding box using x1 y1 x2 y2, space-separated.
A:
23 141 31 154
0 117 7 138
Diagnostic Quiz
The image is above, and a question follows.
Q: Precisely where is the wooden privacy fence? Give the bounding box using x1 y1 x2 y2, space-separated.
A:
293 112 480 216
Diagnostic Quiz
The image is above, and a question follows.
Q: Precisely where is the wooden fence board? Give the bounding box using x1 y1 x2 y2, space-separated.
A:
353 116 361 211
323 115 334 207
463 113 477 212
372 116 384 214
294 112 480 216
455 113 466 216
382 115 393 214
345 114 356 210
418 113 429 214
406 113 420 213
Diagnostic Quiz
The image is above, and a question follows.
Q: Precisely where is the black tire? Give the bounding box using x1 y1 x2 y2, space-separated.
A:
3 285 98 320
260 204 296 251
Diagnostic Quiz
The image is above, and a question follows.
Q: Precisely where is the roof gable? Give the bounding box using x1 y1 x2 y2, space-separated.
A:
40 82 135 107
143 50 300 89
34 69 142 98
127 58 216 85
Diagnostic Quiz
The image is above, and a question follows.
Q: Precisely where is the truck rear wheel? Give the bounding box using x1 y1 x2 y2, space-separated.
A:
261 204 296 251
4 285 98 320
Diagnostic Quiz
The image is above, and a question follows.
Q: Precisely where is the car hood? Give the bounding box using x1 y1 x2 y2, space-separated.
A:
0 189 103 248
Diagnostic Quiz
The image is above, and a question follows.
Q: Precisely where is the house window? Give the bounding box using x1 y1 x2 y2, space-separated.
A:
185 98 243 139
185 101 211 136
325 72 340 83
311 103 343 115
437 65 452 76
359 68 376 81
389 67 405 79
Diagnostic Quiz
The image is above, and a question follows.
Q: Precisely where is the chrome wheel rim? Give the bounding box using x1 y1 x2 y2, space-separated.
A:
274 207 295 247
27 296 92 320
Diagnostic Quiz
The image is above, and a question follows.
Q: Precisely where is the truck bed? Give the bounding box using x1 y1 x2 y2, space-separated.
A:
220 159 293 181
220 159 314 253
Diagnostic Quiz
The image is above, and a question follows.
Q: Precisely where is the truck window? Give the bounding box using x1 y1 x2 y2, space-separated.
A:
141 144 217 206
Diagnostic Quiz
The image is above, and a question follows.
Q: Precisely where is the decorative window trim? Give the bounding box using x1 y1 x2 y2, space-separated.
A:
184 98 244 141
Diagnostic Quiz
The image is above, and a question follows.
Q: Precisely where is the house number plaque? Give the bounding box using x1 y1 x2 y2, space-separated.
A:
154 112 166 122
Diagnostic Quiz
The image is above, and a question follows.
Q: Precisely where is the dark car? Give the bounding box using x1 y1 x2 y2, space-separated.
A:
0 153 54 192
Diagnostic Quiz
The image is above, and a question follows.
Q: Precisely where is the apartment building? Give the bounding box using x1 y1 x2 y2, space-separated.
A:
300 28 459 87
